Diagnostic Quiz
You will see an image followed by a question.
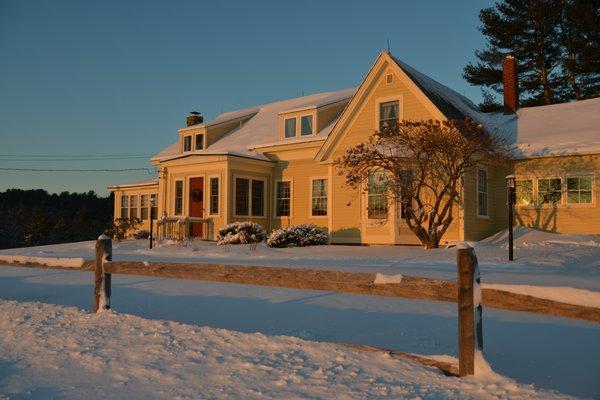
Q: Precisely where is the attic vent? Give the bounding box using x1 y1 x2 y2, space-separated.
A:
386 74 393 84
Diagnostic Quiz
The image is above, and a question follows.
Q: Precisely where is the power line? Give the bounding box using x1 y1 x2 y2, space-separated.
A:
0 156 152 162
0 153 152 158
0 167 156 175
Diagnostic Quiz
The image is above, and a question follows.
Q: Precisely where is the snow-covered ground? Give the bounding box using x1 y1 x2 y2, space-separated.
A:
0 299 573 400
1 228 599 398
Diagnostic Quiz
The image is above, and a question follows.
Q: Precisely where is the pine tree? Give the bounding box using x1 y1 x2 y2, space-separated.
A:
558 0 600 100
464 0 600 108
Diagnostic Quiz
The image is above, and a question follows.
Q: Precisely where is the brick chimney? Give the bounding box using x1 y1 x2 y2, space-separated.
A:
502 55 519 113
186 111 203 127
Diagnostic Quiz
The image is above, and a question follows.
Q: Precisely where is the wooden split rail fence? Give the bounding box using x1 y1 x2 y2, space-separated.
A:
4 237 600 377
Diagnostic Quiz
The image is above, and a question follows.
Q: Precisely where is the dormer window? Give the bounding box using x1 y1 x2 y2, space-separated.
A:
300 115 313 136
183 135 192 152
195 134 204 150
284 118 296 138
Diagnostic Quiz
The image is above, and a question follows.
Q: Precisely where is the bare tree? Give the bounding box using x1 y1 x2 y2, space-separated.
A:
335 119 509 249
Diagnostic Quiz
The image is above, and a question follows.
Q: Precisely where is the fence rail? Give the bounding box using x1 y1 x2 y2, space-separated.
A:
2 239 599 377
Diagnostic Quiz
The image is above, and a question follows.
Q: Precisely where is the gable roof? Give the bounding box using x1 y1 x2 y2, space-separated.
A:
152 87 356 162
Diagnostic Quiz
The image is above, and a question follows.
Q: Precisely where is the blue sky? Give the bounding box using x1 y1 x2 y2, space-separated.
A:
0 0 494 195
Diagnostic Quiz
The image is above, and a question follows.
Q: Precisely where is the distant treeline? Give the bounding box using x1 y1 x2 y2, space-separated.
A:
0 189 113 249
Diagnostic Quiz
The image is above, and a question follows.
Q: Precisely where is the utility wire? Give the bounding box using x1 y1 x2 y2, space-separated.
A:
0 167 156 175
0 154 152 158
0 157 152 162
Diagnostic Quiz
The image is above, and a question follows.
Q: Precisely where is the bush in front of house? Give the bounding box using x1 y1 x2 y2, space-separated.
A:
266 224 329 248
105 218 141 241
217 222 266 245
134 230 150 239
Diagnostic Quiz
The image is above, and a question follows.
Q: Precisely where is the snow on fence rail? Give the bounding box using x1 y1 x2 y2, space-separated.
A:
2 237 600 376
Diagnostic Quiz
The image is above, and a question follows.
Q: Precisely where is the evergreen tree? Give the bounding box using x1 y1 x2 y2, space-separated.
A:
465 0 599 109
558 0 600 100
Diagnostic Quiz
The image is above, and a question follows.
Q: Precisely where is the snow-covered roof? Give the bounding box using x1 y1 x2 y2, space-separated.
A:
107 179 158 190
392 55 600 158
510 98 600 158
152 88 356 162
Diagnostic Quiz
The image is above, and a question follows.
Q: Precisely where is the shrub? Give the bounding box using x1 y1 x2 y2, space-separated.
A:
134 230 150 239
217 222 266 245
266 224 329 248
105 218 141 241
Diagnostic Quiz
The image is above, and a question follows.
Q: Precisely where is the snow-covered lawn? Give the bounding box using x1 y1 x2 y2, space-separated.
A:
1 228 599 398
0 299 574 399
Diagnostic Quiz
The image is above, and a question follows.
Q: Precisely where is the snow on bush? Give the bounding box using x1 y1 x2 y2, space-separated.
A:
217 222 266 245
266 224 329 248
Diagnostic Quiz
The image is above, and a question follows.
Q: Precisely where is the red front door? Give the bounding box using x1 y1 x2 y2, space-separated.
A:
189 177 204 238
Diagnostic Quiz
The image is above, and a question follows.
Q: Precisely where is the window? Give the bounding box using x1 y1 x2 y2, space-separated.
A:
567 176 592 204
183 136 192 152
311 179 327 216
538 178 562 204
195 134 204 150
398 170 412 219
300 115 313 136
379 101 398 131
120 195 129 218
140 194 149 220
368 171 387 219
477 169 488 217
150 194 158 219
386 74 393 84
209 177 219 214
251 180 265 216
515 180 533 205
129 195 138 219
276 181 291 217
174 180 184 215
284 118 296 138
235 178 250 216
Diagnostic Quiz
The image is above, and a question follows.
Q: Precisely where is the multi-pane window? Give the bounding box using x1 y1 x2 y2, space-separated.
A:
477 169 488 217
251 180 265 216
311 179 327 216
284 118 296 138
183 136 192 152
174 180 184 215
120 195 129 218
140 194 149 220
195 134 204 150
379 101 399 131
368 171 387 219
516 180 533 205
235 178 265 216
209 177 219 214
301 115 313 136
129 195 138 219
235 178 250 216
276 181 291 217
567 177 592 204
150 194 157 219
538 178 562 204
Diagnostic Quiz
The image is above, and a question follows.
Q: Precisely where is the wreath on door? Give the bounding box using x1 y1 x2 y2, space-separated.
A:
191 189 203 202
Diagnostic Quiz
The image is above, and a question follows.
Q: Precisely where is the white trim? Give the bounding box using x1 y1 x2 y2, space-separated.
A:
233 175 267 218
564 173 595 207
476 167 489 219
274 179 293 218
375 95 403 132
208 174 221 216
309 177 328 218
173 179 185 216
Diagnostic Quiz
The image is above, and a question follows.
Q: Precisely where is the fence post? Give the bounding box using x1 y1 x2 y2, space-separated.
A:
93 234 112 313
457 243 475 376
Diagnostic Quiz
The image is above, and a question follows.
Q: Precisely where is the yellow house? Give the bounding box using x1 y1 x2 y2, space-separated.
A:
108 51 600 243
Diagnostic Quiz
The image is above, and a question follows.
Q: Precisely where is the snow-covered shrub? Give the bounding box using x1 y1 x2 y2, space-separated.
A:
266 224 329 248
134 230 150 239
217 222 266 245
